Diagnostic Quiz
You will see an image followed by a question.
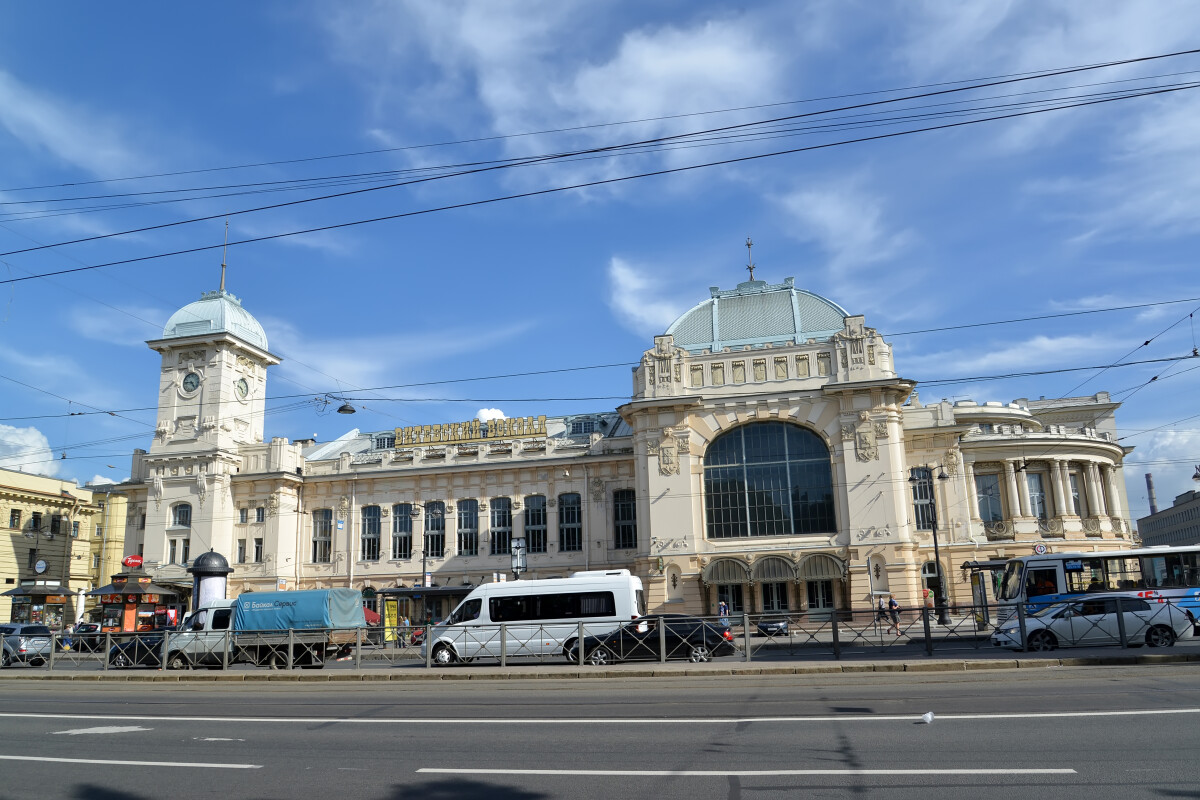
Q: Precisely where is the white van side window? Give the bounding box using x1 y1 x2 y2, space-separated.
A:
212 609 232 630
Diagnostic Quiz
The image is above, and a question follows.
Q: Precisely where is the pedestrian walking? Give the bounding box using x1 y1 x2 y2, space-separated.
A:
876 595 888 629
717 600 730 628
887 594 901 635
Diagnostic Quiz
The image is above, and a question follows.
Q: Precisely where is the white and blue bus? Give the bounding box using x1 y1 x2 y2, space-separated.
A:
995 545 1200 628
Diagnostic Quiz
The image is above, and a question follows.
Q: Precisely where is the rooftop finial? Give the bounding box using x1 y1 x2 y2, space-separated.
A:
745 237 755 281
219 219 229 293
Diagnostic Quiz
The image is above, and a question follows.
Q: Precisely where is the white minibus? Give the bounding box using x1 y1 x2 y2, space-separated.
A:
422 570 645 665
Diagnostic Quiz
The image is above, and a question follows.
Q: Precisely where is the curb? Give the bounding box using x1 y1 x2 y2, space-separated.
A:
1 653 1195 683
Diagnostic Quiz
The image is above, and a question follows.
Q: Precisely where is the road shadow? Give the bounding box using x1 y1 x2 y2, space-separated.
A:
74 786 154 800
387 778 547 800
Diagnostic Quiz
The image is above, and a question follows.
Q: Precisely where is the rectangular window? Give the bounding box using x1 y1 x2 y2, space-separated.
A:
558 493 582 552
613 489 637 549
525 496 547 554
253 538 263 563
9 509 20 529
570 420 595 435
762 581 789 612
311 509 332 563
172 504 191 528
375 434 395 449
139 513 145 530
774 357 788 380
182 538 190 564
255 507 265 524
361 505 381 561
488 591 616 622
816 353 831 376
1069 473 1088 516
50 514 62 535
974 474 1003 523
732 361 746 384
910 468 935 530
71 521 80 538
168 539 177 564
752 358 766 382
424 502 446 559
95 525 103 541
92 553 100 569
237 539 247 564
456 500 478 557
239 508 248 524
711 363 725 385
490 498 512 555
1027 473 1048 520
690 364 704 387
796 355 810 378
392 504 413 560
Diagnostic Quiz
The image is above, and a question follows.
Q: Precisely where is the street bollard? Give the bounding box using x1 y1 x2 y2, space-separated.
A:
161 630 170 671
424 626 432 669
831 613 841 660
743 613 751 662
923 607 933 657
355 627 363 669
222 630 229 669
1115 597 1129 648
48 633 57 671
103 632 111 672
658 620 667 663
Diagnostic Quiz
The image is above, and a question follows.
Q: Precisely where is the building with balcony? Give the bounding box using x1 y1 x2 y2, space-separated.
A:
112 272 1136 621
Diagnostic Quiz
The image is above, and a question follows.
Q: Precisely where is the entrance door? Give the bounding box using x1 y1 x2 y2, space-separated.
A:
807 581 834 616
761 582 788 613
717 584 744 614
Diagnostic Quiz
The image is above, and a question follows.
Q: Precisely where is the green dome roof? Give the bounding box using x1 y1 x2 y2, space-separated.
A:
162 290 268 350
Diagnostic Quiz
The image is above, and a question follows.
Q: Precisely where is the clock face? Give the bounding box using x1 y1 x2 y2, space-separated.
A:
34 559 47 575
182 372 200 392
235 378 249 399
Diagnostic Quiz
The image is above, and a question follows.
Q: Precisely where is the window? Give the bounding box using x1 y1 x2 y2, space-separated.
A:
169 539 177 564
50 514 62 535
171 503 192 528
92 554 100 569
613 489 637 549
375 434 395 449
910 468 936 530
425 502 446 559
816 353 831 376
182 538 190 564
690 365 704 387
570 420 595 435
212 609 232 630
732 361 746 383
95 525 103 541
525 496 547 554
558 493 582 552
392 504 413 560
490 498 512 555
253 538 263 563
774 357 788 380
753 358 766 381
255 507 265 524
312 509 332 563
138 513 145 530
711 363 725 385
361 505 381 561
704 422 836 538
795 355 810 378
975 473 1003 523
31 512 42 531
762 582 788 612
1027 473 1048 520
488 591 616 622
456 500 478 557
170 538 190 564
9 509 20 529
239 508 248 524
71 521 80 538
237 539 247 564
1069 473 1088 517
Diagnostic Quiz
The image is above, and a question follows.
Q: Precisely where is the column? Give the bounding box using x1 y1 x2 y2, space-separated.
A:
964 460 980 522
1049 459 1068 517
1058 461 1077 516
1004 460 1023 519
1015 461 1032 518
1102 465 1124 521
1086 463 1107 517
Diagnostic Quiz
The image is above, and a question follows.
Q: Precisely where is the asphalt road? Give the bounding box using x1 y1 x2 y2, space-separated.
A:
3 664 1199 799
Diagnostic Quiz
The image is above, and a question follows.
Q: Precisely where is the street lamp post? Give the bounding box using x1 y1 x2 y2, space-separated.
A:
912 466 951 625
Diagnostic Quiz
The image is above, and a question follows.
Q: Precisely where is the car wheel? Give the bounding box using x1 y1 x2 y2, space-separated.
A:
562 639 578 664
431 644 457 665
587 647 613 667
1 652 10 668
1026 631 1057 652
689 645 712 663
266 651 285 670
30 658 46 667
1146 625 1176 648
110 652 130 669
167 652 189 670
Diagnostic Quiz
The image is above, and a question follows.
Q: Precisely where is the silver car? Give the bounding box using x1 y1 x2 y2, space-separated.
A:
0 623 53 667
991 595 1195 652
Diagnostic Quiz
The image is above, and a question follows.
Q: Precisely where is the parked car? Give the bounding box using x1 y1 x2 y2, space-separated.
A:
572 614 736 665
755 616 790 637
991 595 1195 652
0 623 52 667
61 622 103 653
107 627 177 668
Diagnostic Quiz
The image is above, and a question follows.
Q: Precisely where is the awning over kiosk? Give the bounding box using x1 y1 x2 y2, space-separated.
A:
0 584 79 598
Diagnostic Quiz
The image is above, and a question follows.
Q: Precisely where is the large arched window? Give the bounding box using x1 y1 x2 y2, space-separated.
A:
704 422 835 538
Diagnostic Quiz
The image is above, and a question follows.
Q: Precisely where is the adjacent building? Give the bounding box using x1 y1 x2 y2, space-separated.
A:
113 273 1137 622
1139 488 1200 547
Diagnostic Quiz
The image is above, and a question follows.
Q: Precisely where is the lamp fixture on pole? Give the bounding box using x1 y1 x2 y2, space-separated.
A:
910 466 951 625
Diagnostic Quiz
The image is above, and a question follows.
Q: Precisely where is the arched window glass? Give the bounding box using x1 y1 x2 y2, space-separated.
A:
425 502 446 558
171 503 192 528
392 504 412 559
703 422 835 538
361 505 381 561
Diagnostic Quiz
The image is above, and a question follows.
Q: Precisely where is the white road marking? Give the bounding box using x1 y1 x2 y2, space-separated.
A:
52 726 152 736
1 708 1197 725
418 768 1078 776
0 755 260 769
192 737 245 742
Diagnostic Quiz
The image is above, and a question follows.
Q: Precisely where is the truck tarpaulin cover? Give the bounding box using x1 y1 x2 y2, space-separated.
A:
234 589 367 631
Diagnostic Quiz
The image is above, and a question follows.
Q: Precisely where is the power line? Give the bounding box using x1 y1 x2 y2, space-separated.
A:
5 82 1198 287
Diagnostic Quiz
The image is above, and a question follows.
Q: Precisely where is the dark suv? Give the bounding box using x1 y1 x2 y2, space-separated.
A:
0 623 53 667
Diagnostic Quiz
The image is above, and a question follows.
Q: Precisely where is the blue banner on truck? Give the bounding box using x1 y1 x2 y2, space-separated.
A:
233 588 367 631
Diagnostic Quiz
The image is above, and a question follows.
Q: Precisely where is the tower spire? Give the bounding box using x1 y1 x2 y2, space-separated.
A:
745 236 756 281
219 219 229 293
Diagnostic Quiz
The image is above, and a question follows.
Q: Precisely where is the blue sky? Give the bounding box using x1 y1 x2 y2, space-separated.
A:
0 2 1198 521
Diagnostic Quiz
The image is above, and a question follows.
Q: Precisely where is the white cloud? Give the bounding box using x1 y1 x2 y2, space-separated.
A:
88 474 116 486
606 257 685 337
0 70 144 176
67 304 164 347
901 334 1111 378
476 408 505 422
777 175 912 271
1122 427 1200 521
0 424 58 477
